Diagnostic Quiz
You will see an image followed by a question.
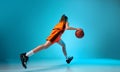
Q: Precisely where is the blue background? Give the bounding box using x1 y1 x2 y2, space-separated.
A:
0 0 120 63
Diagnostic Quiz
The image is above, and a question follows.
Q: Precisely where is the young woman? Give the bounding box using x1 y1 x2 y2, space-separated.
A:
20 14 80 68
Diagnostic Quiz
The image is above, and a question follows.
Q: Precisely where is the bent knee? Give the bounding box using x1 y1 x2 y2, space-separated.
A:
43 44 49 49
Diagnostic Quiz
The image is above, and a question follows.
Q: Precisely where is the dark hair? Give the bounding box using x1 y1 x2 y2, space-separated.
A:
59 14 68 22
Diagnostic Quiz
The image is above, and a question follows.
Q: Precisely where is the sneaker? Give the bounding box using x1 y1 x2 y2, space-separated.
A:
20 53 29 69
66 56 73 64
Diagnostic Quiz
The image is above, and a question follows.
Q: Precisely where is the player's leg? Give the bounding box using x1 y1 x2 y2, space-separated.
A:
32 41 52 53
57 39 67 59
20 41 52 68
57 39 73 64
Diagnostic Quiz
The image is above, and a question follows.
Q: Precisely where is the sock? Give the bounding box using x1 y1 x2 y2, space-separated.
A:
26 50 34 57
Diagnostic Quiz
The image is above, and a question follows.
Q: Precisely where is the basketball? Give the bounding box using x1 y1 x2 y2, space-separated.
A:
75 29 84 38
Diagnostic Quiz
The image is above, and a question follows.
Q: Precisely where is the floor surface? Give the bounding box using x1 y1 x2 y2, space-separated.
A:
0 59 120 72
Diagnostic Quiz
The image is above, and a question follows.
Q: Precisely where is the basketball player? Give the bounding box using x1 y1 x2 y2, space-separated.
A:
20 14 80 68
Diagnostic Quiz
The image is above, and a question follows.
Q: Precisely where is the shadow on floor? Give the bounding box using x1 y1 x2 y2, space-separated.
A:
24 64 72 72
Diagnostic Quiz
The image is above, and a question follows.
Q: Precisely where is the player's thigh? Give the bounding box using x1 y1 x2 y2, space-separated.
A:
44 41 52 47
57 39 66 47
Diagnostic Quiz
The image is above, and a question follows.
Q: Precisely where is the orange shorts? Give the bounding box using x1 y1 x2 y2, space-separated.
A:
46 29 62 44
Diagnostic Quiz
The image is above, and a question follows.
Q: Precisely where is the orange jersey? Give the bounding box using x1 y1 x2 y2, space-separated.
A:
53 22 66 31
46 22 66 44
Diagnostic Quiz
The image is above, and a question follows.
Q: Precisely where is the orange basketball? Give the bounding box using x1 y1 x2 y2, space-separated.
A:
75 29 84 38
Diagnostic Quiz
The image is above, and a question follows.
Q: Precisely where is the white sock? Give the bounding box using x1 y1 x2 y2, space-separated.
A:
26 50 34 57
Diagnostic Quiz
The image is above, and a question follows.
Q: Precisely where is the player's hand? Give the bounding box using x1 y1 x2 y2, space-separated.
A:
76 28 81 30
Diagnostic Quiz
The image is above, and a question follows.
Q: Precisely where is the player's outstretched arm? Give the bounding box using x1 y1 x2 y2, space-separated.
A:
65 22 80 30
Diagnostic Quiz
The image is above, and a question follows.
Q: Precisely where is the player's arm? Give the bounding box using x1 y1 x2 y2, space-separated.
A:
65 22 80 30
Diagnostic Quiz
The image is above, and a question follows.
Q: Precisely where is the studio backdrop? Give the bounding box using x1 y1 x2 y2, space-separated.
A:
0 0 120 63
